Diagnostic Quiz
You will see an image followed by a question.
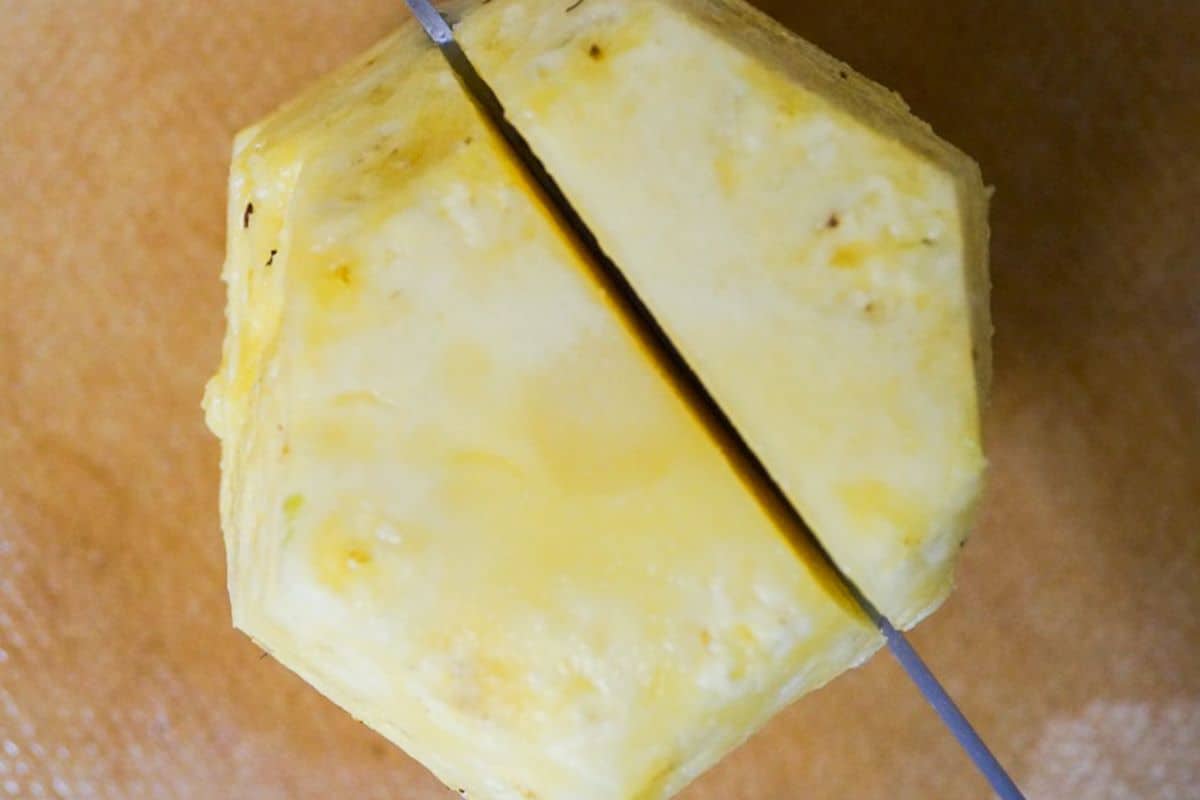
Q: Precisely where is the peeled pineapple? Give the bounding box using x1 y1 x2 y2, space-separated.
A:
453 0 991 626
204 1 989 798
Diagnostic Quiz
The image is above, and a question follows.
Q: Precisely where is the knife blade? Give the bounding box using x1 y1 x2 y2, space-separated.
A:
403 1 1025 797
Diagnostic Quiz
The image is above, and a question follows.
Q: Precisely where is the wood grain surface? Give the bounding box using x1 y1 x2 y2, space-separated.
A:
1 1 1197 798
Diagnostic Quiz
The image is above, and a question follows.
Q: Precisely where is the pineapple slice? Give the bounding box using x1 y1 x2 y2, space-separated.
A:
453 0 991 627
204 21 880 800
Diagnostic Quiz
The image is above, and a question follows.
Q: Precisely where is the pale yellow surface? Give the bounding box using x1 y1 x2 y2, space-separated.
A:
203 21 879 800
454 0 991 626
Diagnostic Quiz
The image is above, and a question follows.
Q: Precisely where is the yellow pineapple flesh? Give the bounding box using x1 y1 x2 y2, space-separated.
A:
204 19 883 800
453 0 991 627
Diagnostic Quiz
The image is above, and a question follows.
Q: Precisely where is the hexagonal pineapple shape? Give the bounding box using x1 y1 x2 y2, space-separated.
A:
454 0 992 627
204 21 880 800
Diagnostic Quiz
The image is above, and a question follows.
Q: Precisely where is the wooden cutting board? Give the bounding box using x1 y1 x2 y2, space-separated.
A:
1 1 1196 797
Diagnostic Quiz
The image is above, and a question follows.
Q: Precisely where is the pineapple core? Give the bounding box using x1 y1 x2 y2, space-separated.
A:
203 1 989 798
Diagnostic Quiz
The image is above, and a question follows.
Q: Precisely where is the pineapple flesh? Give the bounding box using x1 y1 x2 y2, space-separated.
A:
204 20 882 800
453 0 991 627
204 0 991 796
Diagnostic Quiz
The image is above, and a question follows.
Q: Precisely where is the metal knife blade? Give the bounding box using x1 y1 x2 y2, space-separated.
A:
403 1 1025 797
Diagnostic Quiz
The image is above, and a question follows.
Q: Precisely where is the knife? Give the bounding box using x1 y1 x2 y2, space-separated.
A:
403 2 1025 797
